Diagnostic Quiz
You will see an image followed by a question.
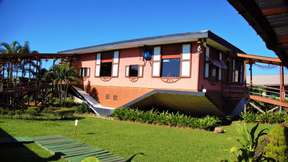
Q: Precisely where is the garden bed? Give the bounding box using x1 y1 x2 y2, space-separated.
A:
112 108 222 130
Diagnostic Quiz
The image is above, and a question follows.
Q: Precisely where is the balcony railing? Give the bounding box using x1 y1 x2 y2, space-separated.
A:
247 84 288 101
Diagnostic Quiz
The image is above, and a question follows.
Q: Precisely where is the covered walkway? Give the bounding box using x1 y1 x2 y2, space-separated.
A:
238 53 287 110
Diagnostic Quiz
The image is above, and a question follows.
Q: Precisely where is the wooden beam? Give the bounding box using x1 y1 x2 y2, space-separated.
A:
278 35 288 44
227 0 277 47
267 106 280 113
237 53 282 65
249 102 265 113
280 65 285 102
262 7 288 16
249 63 253 86
249 95 288 108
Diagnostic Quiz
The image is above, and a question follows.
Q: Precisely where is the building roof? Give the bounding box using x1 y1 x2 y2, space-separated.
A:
228 0 288 67
246 74 288 86
59 30 244 54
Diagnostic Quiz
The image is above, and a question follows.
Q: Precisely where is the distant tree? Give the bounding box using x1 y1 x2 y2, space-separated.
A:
0 41 39 80
0 41 22 81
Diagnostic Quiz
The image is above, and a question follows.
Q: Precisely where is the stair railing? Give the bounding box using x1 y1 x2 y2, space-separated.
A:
70 86 100 116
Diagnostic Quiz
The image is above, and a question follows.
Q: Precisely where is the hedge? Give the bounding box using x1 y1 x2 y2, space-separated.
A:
241 112 287 124
0 107 75 120
112 108 221 130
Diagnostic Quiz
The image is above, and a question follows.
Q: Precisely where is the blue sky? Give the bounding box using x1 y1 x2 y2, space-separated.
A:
0 0 286 74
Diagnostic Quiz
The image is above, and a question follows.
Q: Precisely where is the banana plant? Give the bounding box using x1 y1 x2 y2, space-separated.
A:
230 123 274 162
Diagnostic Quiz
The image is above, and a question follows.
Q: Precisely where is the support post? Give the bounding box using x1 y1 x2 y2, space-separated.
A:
280 65 285 102
244 61 247 86
249 62 253 87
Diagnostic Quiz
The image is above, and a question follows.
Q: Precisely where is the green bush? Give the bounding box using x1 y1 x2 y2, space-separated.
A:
230 123 270 162
265 124 288 162
241 112 257 123
241 112 287 124
0 107 75 120
25 107 39 116
112 108 221 130
75 103 91 113
284 115 288 124
47 97 78 107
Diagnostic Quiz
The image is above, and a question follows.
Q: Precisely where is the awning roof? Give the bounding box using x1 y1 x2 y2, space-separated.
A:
237 53 282 65
228 0 288 67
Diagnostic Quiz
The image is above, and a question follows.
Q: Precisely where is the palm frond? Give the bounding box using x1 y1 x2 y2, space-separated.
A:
250 123 259 144
1 42 13 53
20 41 31 54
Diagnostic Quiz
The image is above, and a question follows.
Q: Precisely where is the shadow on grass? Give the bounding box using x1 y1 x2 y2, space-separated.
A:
86 132 96 135
0 128 62 162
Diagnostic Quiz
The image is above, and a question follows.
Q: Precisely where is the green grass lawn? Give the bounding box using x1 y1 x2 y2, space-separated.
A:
0 117 273 162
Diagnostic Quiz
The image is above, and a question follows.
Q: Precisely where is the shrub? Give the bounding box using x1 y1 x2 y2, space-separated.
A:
112 108 221 130
265 124 288 162
230 123 270 162
0 107 75 120
241 112 257 123
47 97 78 107
25 107 39 116
284 115 288 124
53 107 75 119
241 112 287 124
197 116 221 130
75 103 91 113
0 108 8 115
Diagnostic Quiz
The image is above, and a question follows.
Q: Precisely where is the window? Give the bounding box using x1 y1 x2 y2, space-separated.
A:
80 68 90 77
113 95 118 101
160 58 180 77
98 52 113 77
223 57 230 83
204 46 222 81
233 60 244 83
209 63 219 81
129 65 139 77
105 94 110 100
210 51 220 81
204 47 210 79
126 65 143 77
100 62 112 77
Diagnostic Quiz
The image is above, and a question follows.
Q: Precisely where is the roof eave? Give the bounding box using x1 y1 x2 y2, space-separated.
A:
228 0 288 67
59 30 244 55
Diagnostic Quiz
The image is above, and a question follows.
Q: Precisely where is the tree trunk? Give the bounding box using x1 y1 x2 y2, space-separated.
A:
8 62 13 81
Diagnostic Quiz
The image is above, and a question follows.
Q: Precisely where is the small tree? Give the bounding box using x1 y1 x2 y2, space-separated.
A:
50 61 78 104
230 123 271 162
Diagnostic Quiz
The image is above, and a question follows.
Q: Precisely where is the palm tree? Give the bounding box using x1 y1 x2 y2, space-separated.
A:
0 41 38 81
50 61 78 103
0 41 22 81
0 41 40 108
